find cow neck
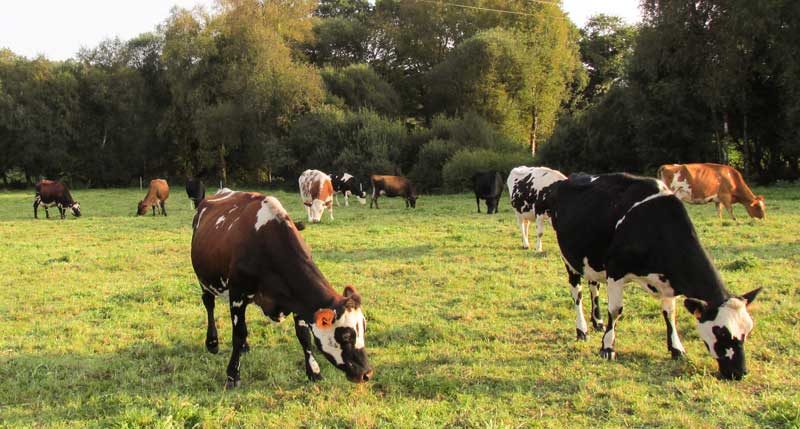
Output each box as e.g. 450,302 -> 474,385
734,182 -> 757,204
675,245 -> 731,307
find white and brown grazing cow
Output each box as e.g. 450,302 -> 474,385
34,180 -> 81,219
369,175 -> 417,209
507,166 -> 567,251
658,163 -> 765,220
191,189 -> 372,387
299,169 -> 334,223
137,179 -> 170,216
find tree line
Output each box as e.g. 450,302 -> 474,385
1,0 -> 797,190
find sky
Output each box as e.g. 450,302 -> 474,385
0,1 -> 641,61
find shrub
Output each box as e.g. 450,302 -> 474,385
442,148 -> 531,192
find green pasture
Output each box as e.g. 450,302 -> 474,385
0,186 -> 798,428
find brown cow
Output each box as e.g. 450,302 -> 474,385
191,189 -> 372,387
137,179 -> 170,216
34,180 -> 81,219
299,169 -> 334,223
658,163 -> 765,220
369,175 -> 417,209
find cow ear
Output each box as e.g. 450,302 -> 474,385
303,201 -> 312,207
343,285 -> 357,297
741,287 -> 763,306
314,308 -> 336,329
757,195 -> 765,201
684,298 -> 709,320
343,285 -> 361,307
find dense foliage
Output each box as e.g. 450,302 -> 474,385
1,0 -> 798,188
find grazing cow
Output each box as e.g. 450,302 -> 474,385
658,163 -> 765,220
34,180 -> 81,219
137,179 -> 170,216
369,175 -> 417,209
191,190 -> 372,387
299,169 -> 334,223
186,178 -> 206,209
507,166 -> 567,251
472,171 -> 504,214
538,173 -> 761,380
330,173 -> 368,207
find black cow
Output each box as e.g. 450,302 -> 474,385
538,173 -> 762,380
34,180 -> 81,219
471,171 -> 504,214
330,173 -> 368,207
186,178 -> 206,209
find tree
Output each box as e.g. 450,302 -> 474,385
579,14 -> 637,106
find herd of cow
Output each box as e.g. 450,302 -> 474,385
31,162 -> 764,388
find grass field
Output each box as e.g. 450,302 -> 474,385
1,185 -> 799,428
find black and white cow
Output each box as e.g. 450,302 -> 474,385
186,178 -> 206,209
330,173 -> 368,207
471,171 -> 504,214
538,173 -> 762,380
507,166 -> 567,251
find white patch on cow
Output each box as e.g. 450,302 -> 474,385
670,175 -> 693,201
615,191 -> 671,229
196,208 -> 208,229
342,173 -> 353,181
227,205 -> 238,214
307,353 -> 321,374
582,257 -> 606,283
232,300 -> 244,308
697,297 -> 753,358
233,315 -> 238,326
298,320 -> 308,327
725,347 -> 735,360
216,188 -> 233,195
246,294 -> 255,299
562,255 -> 580,275
255,197 -> 287,230
220,277 -> 229,288
215,215 -> 226,229
590,176 -> 598,182
627,273 -> 676,297
311,308 -> 366,365
208,189 -> 236,201
227,217 -> 240,231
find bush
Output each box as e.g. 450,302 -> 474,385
410,139 -> 457,192
442,148 -> 531,192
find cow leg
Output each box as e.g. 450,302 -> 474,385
719,194 -> 736,220
33,199 -> 40,219
59,206 -> 66,219
345,191 -> 350,207
661,297 -> 686,359
152,205 -> 157,216
534,215 -> 545,252
305,205 -> 312,221
294,317 -> 323,382
225,294 -> 248,388
516,214 -> 530,249
44,206 -> 50,219
600,278 -> 624,360
589,281 -> 604,331
476,195 -> 481,213
334,193 -> 340,207
161,200 -> 167,216
329,204 -> 334,221
202,291 -> 219,354
569,271 -> 588,341
716,202 -> 723,219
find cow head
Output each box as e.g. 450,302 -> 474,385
136,200 -> 148,216
70,202 -> 81,217
303,199 -> 330,223
746,196 -> 766,219
310,286 -> 372,383
684,288 -> 762,380
407,195 -> 417,208
356,182 -> 368,205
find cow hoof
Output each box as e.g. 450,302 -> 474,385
576,329 -> 587,341
522,245 -> 529,250
206,340 -> 219,354
225,377 -> 241,389
307,372 -> 323,382
670,349 -> 686,360
592,322 -> 605,332
600,348 -> 617,360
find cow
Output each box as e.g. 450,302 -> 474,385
191,190 -> 372,387
537,172 -> 762,380
472,171 -> 504,214
657,163 -> 766,220
34,180 -> 81,219
330,173 -> 368,207
507,166 -> 567,251
299,169 -> 335,223
369,175 -> 417,209
186,178 -> 206,209
137,179 -> 170,216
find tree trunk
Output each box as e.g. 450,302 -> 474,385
219,142 -> 227,187
529,109 -> 539,157
743,112 -> 749,178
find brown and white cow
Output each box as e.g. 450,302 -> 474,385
137,179 -> 170,216
369,175 -> 417,209
299,169 -> 334,223
34,180 -> 81,219
658,163 -> 765,220
191,189 -> 372,387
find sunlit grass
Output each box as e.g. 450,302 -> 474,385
0,185 -> 798,428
